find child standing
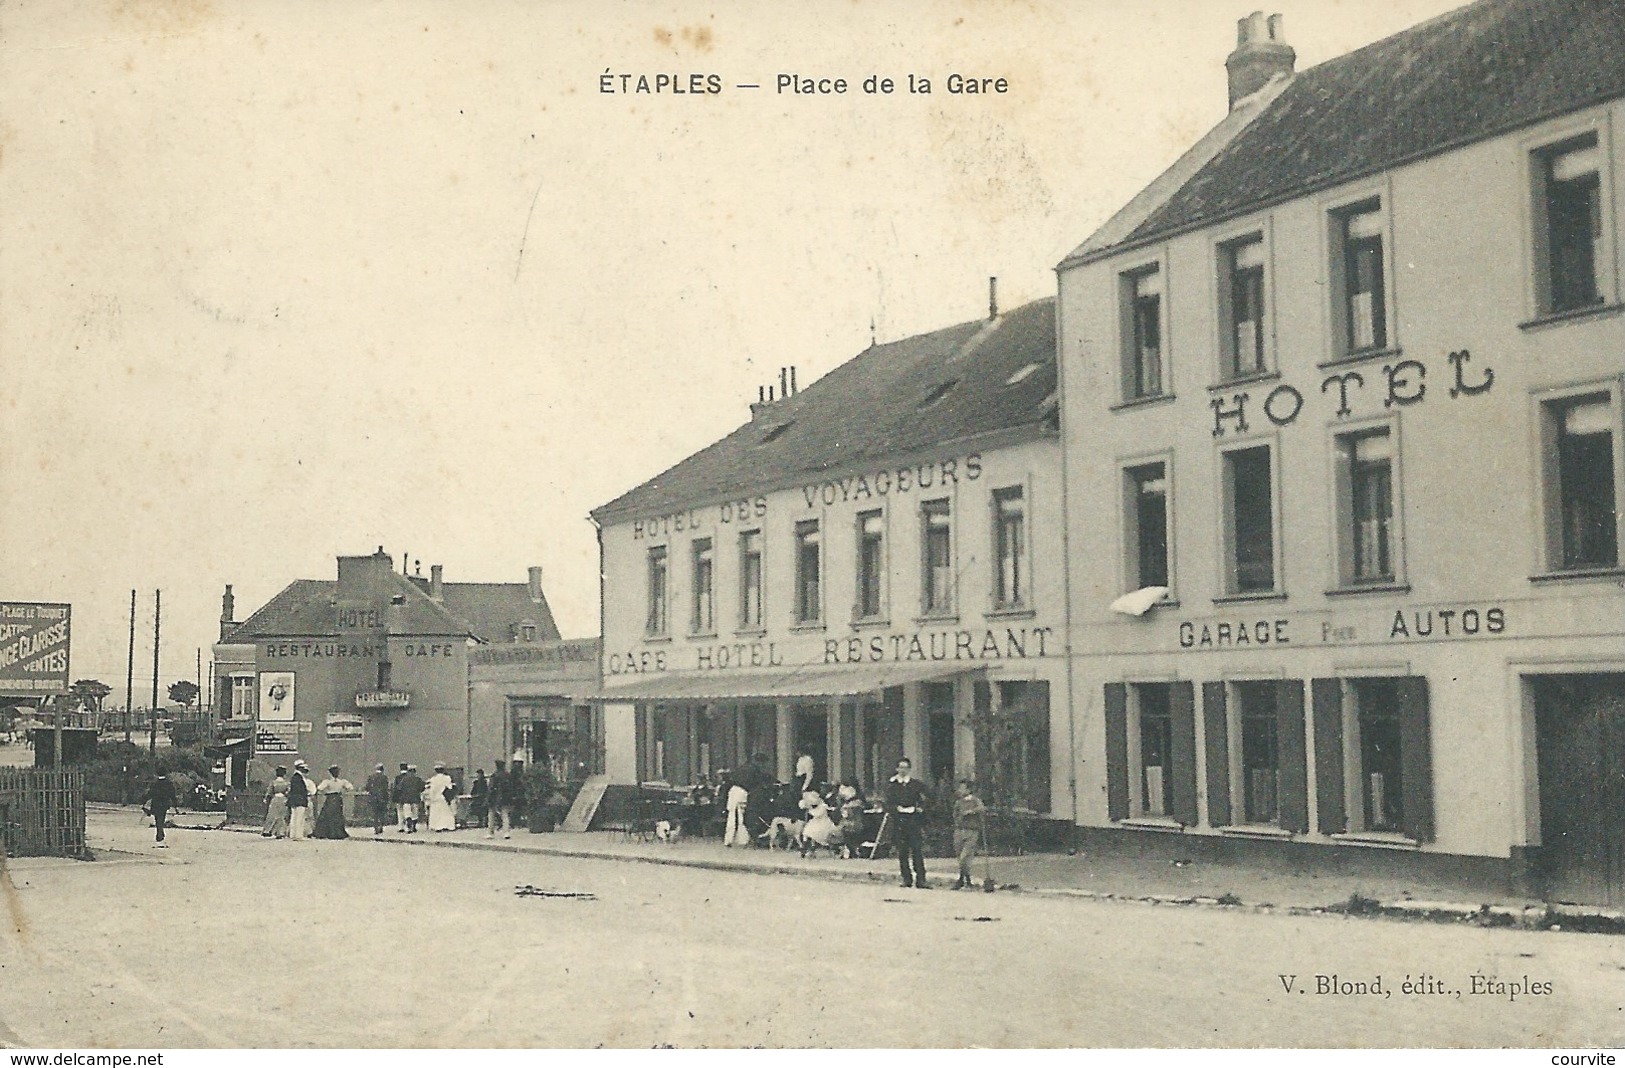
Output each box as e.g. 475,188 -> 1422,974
951,778 -> 987,890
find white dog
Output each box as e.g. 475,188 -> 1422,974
653,819 -> 683,843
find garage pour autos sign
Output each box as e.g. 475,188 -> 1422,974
0,602 -> 70,695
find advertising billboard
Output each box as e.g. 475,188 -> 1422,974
0,602 -> 71,696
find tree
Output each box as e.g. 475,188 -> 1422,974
71,679 -> 112,714
167,680 -> 200,710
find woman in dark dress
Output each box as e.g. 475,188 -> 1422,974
312,764 -> 353,839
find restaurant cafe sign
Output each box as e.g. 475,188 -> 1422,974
607,623 -> 1056,675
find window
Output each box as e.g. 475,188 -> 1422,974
229,675 -> 254,718
1220,236 -> 1267,378
855,511 -> 884,620
1121,265 -> 1163,398
1537,136 -> 1604,314
1126,463 -> 1169,589
520,623 -> 536,642
1223,445 -> 1275,594
992,487 -> 1026,607
794,521 -> 821,624
691,538 -> 714,634
1312,676 -> 1433,841
376,660 -> 392,690
646,545 -> 669,635
739,529 -> 763,629
1333,202 -> 1387,353
921,499 -> 953,614
1350,679 -> 1403,832
1335,428 -> 1396,584
1236,681 -> 1279,824
1136,683 -> 1173,817
1545,393 -> 1619,570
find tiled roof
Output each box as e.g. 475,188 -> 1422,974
592,296 -> 1057,522
436,582 -> 560,645
224,573 -> 554,644
1072,0 -> 1625,262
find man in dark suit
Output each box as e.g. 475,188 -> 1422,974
884,757 -> 930,889
364,763 -> 392,836
487,760 -> 512,838
143,772 -> 176,848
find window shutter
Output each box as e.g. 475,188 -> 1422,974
1202,682 -> 1231,827
1104,684 -> 1129,821
1397,676 -> 1434,843
1312,678 -> 1346,835
1276,679 -> 1309,833
1170,682 -> 1199,826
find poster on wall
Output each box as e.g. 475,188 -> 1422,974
326,712 -> 363,740
258,671 -> 295,722
254,723 -> 299,754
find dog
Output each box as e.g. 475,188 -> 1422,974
760,815 -> 805,851
653,819 -> 683,843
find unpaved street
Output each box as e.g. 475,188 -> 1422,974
0,822 -> 1620,1048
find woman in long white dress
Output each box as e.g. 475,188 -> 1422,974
426,763 -> 456,832
723,774 -> 749,847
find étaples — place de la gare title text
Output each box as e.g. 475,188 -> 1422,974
599,71 -> 1009,95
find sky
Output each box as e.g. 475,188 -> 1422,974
0,0 -> 1470,702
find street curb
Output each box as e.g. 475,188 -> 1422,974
209,823 -> 1625,934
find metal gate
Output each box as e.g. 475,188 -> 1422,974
0,768 -> 86,857
1535,674 -> 1625,908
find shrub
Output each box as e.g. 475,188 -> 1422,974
81,741 -> 215,805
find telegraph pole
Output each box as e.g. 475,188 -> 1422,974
149,589 -> 160,756
124,589 -> 135,745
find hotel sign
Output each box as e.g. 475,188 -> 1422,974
355,690 -> 411,710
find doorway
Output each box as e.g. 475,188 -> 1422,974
1534,673 -> 1625,907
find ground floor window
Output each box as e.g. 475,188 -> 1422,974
1105,681 -> 1198,825
1198,678 -> 1307,832
1136,683 -> 1173,817
1311,675 -> 1432,842
1237,681 -> 1280,824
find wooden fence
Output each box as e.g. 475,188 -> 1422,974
0,768 -> 86,857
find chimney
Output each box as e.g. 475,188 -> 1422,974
789,366 -> 797,395
750,382 -> 779,419
1226,12 -> 1295,109
989,276 -> 998,320
219,584 -> 236,642
528,566 -> 544,602
429,564 -> 444,600
779,367 -> 788,400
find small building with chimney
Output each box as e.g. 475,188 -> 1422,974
1057,1 -> 1625,906
213,549 -> 562,785
590,292 -> 1066,818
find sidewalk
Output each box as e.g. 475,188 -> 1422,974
159,809 -> 1623,934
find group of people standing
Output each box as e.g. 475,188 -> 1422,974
259,760 -> 356,840
259,759 -> 461,840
